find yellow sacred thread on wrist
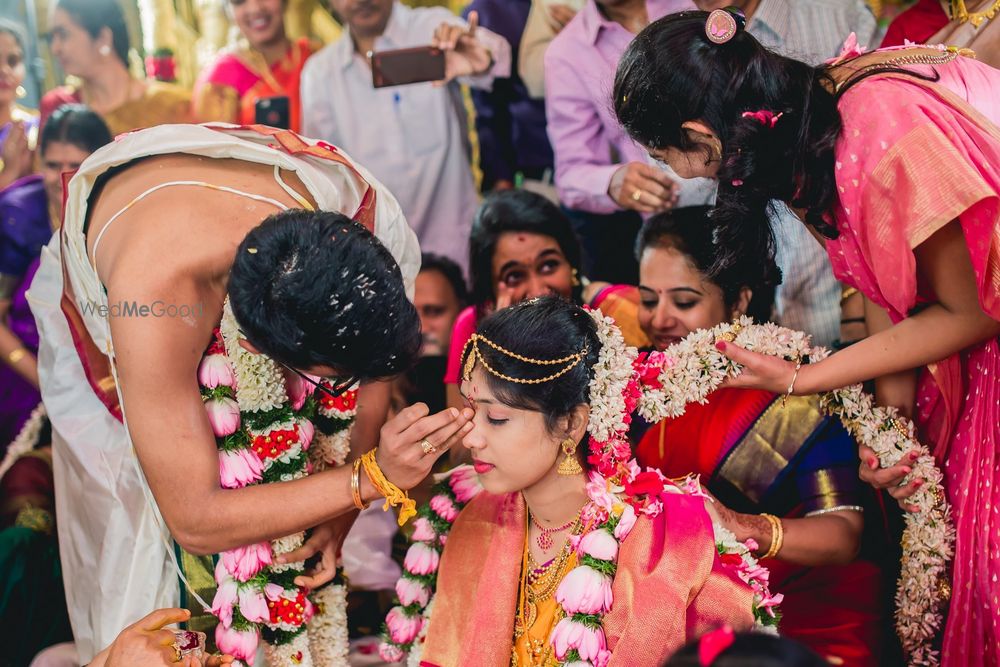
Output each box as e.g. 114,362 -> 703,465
360,449 -> 416,526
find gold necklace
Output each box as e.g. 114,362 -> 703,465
950,0 -> 1000,27
513,515 -> 583,642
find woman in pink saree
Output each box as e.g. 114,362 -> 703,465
612,9 -> 1000,666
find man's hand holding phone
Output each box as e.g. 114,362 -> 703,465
431,11 -> 494,85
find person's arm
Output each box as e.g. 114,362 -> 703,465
518,0 -> 557,99
107,273 -> 471,556
720,221 -> 1000,396
0,298 -> 38,387
707,500 -> 863,566
865,297 -> 918,419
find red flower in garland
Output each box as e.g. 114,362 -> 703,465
719,552 -> 745,568
268,589 -> 311,628
206,328 -> 226,356
318,388 -> 358,413
252,426 -> 300,461
624,471 -> 666,498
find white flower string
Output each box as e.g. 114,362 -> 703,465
198,299 -> 352,666
0,403 -> 47,481
634,316 -> 954,666
380,309 -> 778,666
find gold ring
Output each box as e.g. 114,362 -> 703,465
420,439 -> 437,455
171,643 -> 182,663
631,189 -> 643,202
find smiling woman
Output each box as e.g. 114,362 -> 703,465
444,190 -> 650,414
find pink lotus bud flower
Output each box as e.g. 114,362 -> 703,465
449,466 -> 484,504
205,397 -> 240,437
198,354 -> 235,389
555,565 -> 613,614
396,577 -> 431,607
378,642 -> 405,662
219,448 -> 263,489
744,538 -> 759,553
411,516 -> 437,543
215,624 -> 258,665
403,542 -> 440,576
286,372 -> 309,411
221,542 -> 273,582
210,575 -> 238,628
429,494 -> 459,522
385,606 -> 423,645
264,582 -> 284,601
297,419 -> 315,450
549,618 -> 607,661
613,504 -> 637,541
563,663 -> 594,667
578,529 -> 619,563
238,585 -> 270,624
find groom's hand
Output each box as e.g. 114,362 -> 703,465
375,403 -> 475,490
275,511 -> 360,589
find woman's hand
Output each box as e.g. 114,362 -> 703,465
715,340 -> 800,395
0,120 -> 32,186
374,403 -> 474,490
547,3 -> 578,31
858,444 -> 923,512
494,281 -> 528,311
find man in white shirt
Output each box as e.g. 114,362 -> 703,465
302,0 -> 512,272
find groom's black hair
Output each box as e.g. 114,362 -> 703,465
228,209 -> 420,380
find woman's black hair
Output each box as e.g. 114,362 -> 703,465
229,209 -> 421,380
468,190 -> 583,317
40,104 -> 112,155
613,10 -> 935,283
635,206 -> 777,322
465,296 -> 600,445
0,18 -> 28,53
55,0 -> 131,66
664,631 -> 827,667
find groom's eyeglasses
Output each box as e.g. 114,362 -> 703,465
276,361 -> 358,400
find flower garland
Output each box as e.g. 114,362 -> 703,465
377,465 -> 484,665
198,300 -> 353,666
380,309 -> 779,667
0,402 -> 47,481
634,316 -> 954,667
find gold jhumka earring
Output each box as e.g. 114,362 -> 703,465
557,438 -> 583,476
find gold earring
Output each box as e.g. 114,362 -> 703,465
557,438 -> 583,476
15,85 -> 25,99
571,268 -> 581,288
99,44 -> 112,57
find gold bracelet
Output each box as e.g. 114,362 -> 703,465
7,348 -> 27,364
761,513 -> 784,559
780,359 -> 803,408
359,448 -> 417,526
351,459 -> 369,510
840,286 -> 859,302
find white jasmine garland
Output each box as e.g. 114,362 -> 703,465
586,309 -> 637,442
308,584 -> 350,666
637,317 -> 954,666
263,627 -> 313,667
0,402 -> 46,480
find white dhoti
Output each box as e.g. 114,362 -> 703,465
28,124 -> 419,661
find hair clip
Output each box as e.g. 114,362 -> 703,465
698,625 -> 736,665
741,110 -> 783,128
705,8 -> 745,44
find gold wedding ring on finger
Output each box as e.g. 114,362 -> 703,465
631,189 -> 643,202
420,438 -> 438,455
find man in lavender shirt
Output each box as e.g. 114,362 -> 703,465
544,0 -> 694,284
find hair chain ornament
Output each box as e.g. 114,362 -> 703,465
461,333 -> 588,385
360,449 -> 417,526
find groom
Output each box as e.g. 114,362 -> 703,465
30,124 -> 472,661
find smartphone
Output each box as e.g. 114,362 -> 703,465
255,96 -> 291,129
371,46 -> 446,88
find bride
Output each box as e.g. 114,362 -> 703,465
413,297 -> 773,667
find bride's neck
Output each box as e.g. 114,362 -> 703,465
522,469 -> 589,526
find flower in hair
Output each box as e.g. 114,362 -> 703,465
705,8 -> 744,44
741,110 -> 783,128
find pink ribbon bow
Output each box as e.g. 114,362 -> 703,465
741,110 -> 783,128
699,625 -> 736,665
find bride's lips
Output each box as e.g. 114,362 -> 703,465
472,460 -> 495,474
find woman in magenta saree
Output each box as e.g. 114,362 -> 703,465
612,9 -> 1000,665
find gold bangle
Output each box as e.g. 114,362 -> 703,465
840,286 -> 859,302
780,359 -> 803,408
7,348 -> 27,364
351,459 -> 368,510
359,448 -> 417,526
761,513 -> 784,559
